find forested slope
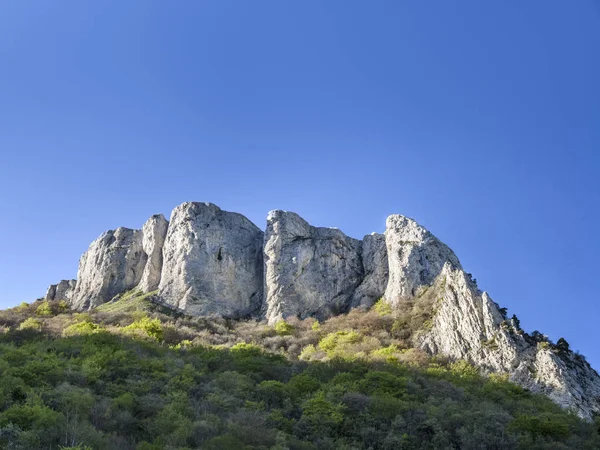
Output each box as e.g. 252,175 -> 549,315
0,295 -> 599,449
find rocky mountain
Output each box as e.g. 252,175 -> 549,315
44,201 -> 600,419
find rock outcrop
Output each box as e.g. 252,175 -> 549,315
43,201 -> 600,418
138,214 -> 169,292
44,279 -> 76,301
158,202 -> 264,318
70,227 -> 147,309
418,263 -> 600,419
264,210 -> 363,324
384,214 -> 460,307
350,233 -> 388,308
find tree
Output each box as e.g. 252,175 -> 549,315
511,315 -> 521,331
556,337 -> 570,353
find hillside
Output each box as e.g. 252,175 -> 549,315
1,294 -> 600,450
41,202 -> 600,420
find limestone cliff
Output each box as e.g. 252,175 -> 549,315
70,227 -> 147,309
264,210 -> 364,324
418,264 -> 600,419
42,201 -> 600,418
45,279 -> 76,302
158,202 -> 264,318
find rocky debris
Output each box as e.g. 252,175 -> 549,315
158,202 -> 264,318
350,233 -> 388,308
44,279 -> 76,301
138,214 -> 169,292
264,210 -> 364,324
70,227 -> 147,309
384,214 -> 461,307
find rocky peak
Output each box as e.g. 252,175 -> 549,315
384,214 -> 461,307
158,202 -> 264,318
264,210 -> 364,324
70,227 -> 146,309
45,279 -> 76,302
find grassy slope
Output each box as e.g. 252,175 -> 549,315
0,294 -> 599,450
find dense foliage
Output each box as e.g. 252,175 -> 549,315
0,295 -> 599,449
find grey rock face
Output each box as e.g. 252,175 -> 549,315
70,227 -> 147,309
158,202 -> 264,318
383,214 -> 461,307
264,210 -> 364,324
350,233 -> 388,308
408,245 -> 600,419
138,214 -> 169,292
45,279 -> 76,301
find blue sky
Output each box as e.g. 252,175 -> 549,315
1,1 -> 599,366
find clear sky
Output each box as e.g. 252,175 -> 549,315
0,1 -> 599,366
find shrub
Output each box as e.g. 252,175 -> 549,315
450,360 -> 479,379
18,318 -> 42,331
359,371 -> 406,397
123,316 -> 163,341
511,314 -> 521,331
556,337 -> 570,353
35,301 -> 53,316
538,341 -> 551,350
256,380 -> 288,408
287,374 -> 320,399
274,320 -> 295,336
299,345 -> 318,361
372,344 -> 402,361
230,342 -> 262,354
373,298 -> 392,316
63,320 -> 103,337
318,331 -> 361,352
301,392 -> 345,426
509,413 -> 570,439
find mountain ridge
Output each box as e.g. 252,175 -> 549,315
43,201 -> 600,419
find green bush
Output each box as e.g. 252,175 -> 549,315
63,320 -> 103,337
123,316 -> 163,341
274,320 -> 295,336
18,317 -> 42,331
318,331 -> 361,352
302,392 -> 345,424
373,298 -> 393,316
35,301 -> 53,316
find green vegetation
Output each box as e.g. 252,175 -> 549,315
63,315 -> 104,337
35,301 -> 53,316
123,316 -> 164,341
17,317 -> 42,331
373,298 -> 392,316
274,320 -> 295,336
95,290 -> 160,314
0,294 -> 598,449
